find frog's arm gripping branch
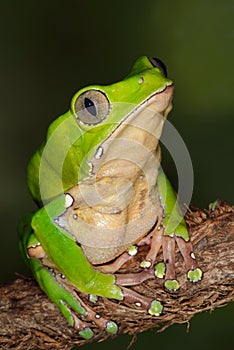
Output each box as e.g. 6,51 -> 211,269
1,203 -> 234,349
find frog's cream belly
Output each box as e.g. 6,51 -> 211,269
81,193 -> 160,265
63,154 -> 160,264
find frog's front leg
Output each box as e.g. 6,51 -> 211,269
19,213 -> 118,339
142,171 -> 202,291
26,197 -> 163,337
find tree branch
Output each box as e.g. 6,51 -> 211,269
0,203 -> 233,349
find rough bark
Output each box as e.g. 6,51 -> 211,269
0,202 -> 233,350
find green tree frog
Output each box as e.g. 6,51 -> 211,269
19,56 -> 202,339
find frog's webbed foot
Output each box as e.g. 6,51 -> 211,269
27,247 -> 118,339
140,214 -> 202,291
55,274 -> 118,338
58,270 -> 162,331
120,286 -> 163,316
175,235 -> 203,283
95,255 -> 163,316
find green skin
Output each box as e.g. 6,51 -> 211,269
19,57 -> 202,339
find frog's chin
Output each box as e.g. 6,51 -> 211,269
142,84 -> 174,117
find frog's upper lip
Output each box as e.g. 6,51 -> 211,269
139,83 -> 174,107
102,83 -> 174,138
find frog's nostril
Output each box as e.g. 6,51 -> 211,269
148,57 -> 167,77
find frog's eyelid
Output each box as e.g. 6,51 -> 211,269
148,57 -> 167,77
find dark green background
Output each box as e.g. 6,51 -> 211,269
0,1 -> 233,349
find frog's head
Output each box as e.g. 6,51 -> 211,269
71,56 -> 172,129
28,56 -> 173,204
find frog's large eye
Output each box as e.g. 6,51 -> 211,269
74,89 -> 110,125
148,57 -> 167,77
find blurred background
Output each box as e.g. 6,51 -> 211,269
0,0 -> 233,349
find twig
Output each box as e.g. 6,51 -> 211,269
0,203 -> 233,349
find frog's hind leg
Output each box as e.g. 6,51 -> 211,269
28,254 -> 97,339
23,234 -> 117,338
55,273 -> 118,337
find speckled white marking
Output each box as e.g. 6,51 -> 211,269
94,146 -> 104,159
191,252 -> 196,260
138,77 -> 144,84
65,193 -> 74,208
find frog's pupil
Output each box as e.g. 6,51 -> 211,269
84,97 -> 97,117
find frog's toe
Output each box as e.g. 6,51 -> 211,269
106,321 -> 118,335
52,273 -> 119,337
75,320 -> 118,339
61,293 -> 118,337
187,268 -> 203,283
56,298 -> 85,328
175,236 -> 203,283
154,262 -> 166,279
164,279 -> 180,292
54,295 -> 96,339
148,300 -> 163,316
78,327 -> 94,339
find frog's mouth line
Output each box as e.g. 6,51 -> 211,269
123,83 -> 174,120
90,83 -> 174,172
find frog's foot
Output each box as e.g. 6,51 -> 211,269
175,236 -> 203,283
55,274 -> 118,338
115,271 -> 163,316
29,251 -> 118,339
97,256 -> 163,317
161,235 -> 180,291
139,219 -> 202,291
121,286 -> 163,316
50,273 -> 118,339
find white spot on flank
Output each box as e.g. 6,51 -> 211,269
73,214 -> 78,220
138,77 -> 144,84
54,215 -> 67,228
94,146 -> 104,159
191,252 -> 196,260
95,314 -> 101,319
88,161 -> 94,175
65,193 -> 74,208
135,302 -> 142,307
